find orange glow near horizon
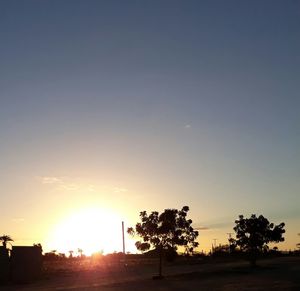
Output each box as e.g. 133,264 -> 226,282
46,207 -> 134,256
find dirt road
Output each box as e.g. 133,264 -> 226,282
1,257 -> 299,290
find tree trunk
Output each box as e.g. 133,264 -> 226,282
249,249 -> 257,268
250,256 -> 256,267
153,246 -> 164,280
158,246 -> 162,277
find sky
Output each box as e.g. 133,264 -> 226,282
0,0 -> 299,254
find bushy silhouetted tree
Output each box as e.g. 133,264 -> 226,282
231,214 -> 285,266
212,244 -> 230,257
128,206 -> 199,278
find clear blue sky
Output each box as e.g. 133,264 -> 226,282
0,0 -> 299,252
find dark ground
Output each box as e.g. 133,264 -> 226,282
1,257 -> 299,290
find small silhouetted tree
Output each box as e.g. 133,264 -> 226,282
0,235 -> 13,249
77,248 -> 83,258
128,206 -> 199,278
212,244 -> 230,257
231,214 -> 285,266
297,233 -> 300,251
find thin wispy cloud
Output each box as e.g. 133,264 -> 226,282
194,226 -> 210,231
113,187 -> 128,193
60,183 -> 79,191
87,184 -> 96,192
38,176 -> 79,191
39,176 -> 62,184
12,218 -> 25,223
38,176 -> 100,193
194,220 -> 233,231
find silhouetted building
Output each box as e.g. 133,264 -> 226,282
10,246 -> 42,283
0,247 -> 9,282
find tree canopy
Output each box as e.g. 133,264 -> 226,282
231,214 -> 285,265
128,206 -> 199,254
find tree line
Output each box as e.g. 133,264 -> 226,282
127,206 -> 286,278
1,206 -> 288,279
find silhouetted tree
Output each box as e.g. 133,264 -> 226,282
58,253 -> 66,259
231,214 -> 285,266
44,251 -> 58,261
77,248 -> 83,258
212,244 -> 230,257
297,233 -> 300,251
128,206 -> 199,278
0,235 -> 13,249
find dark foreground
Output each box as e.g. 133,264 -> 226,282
1,257 -> 299,290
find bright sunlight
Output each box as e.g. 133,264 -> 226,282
47,207 -> 124,256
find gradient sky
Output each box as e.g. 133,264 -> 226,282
0,0 -> 299,253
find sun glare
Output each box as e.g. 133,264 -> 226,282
47,207 -> 124,256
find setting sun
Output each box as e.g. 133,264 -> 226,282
47,207 -> 125,256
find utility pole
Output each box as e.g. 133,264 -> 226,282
227,232 -> 234,253
122,221 -> 125,254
